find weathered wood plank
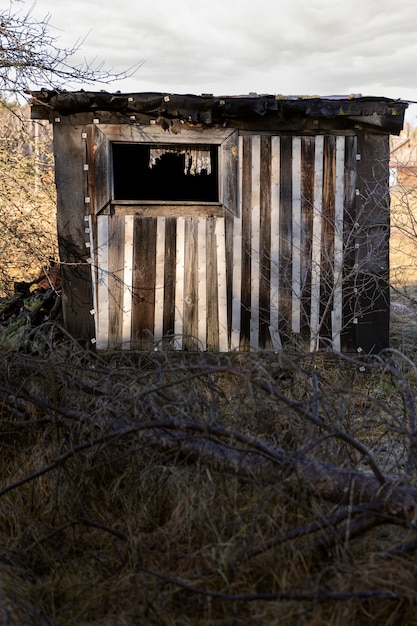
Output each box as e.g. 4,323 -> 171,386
122,215 -> 134,349
332,136 -> 346,351
279,136 -> 293,344
206,218 -> 219,350
250,135 -> 261,350
53,123 -> 95,343
354,132 -> 390,353
183,218 -> 199,350
197,218 -> 207,350
240,135 -> 252,351
132,217 -> 157,349
97,124 -> 237,145
269,136 -> 282,352
320,136 -> 336,346
231,135 -> 244,350
174,218 -> 185,349
300,136 -> 315,341
259,135 -> 272,350
154,217 -> 166,347
112,203 -> 223,218
88,125 -> 112,215
163,218 -> 177,346
310,136 -> 324,351
216,218 -> 228,352
220,130 -> 239,216
108,215 -> 125,347
292,136 -> 302,335
341,136 -> 358,352
96,215 -> 109,350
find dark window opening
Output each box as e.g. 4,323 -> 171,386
113,143 -> 219,202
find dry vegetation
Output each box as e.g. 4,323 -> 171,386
1,318 -> 417,625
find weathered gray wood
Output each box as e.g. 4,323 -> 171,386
112,203 -> 223,218
108,215 -> 125,347
87,125 -> 112,215
183,218 -> 199,349
206,218 -> 219,351
53,123 -> 95,344
96,124 -> 237,145
220,130 -> 239,215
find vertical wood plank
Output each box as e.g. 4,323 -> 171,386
154,216 -> 166,347
279,136 -> 293,344
198,218 -> 207,350
300,136 -> 315,341
96,215 -> 109,350
259,135 -> 272,350
54,124 -> 95,343
269,136 -> 282,352
163,217 -> 177,345
216,217 -> 228,352
132,217 -> 157,349
250,135 -> 261,350
88,214 -> 97,343
320,136 -> 336,345
174,217 -> 185,349
220,130 -> 239,215
108,215 -> 125,347
341,136 -> 358,352
292,136 -> 302,335
240,135 -> 252,351
332,136 -> 346,351
310,136 -> 324,351
231,135 -> 243,350
354,132 -> 390,353
206,217 -> 219,350
183,218 -> 199,350
122,215 -> 134,349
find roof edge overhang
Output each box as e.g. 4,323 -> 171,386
30,90 -> 409,134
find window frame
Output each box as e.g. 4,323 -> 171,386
88,124 -> 238,217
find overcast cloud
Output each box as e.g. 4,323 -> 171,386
29,0 -> 417,119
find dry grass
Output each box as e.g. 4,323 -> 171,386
0,322 -> 417,625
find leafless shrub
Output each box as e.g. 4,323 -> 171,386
1,329 -> 417,624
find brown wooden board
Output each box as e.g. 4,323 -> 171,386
320,135 -> 336,346
53,123 -> 95,343
162,218 -> 177,344
240,135 -> 252,351
259,136 -> 272,349
300,136 -> 315,340
183,218 -> 199,349
354,132 -> 390,354
131,217 -> 157,349
278,136 -> 293,343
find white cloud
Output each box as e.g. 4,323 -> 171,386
26,0 -> 417,103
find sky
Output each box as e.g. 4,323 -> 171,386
26,0 -> 417,122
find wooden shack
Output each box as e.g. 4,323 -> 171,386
30,91 -> 407,353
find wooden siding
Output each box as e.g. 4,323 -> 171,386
90,133 -> 364,352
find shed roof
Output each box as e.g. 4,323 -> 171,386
30,90 -> 408,134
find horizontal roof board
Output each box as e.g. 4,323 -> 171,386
30,90 -> 408,134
